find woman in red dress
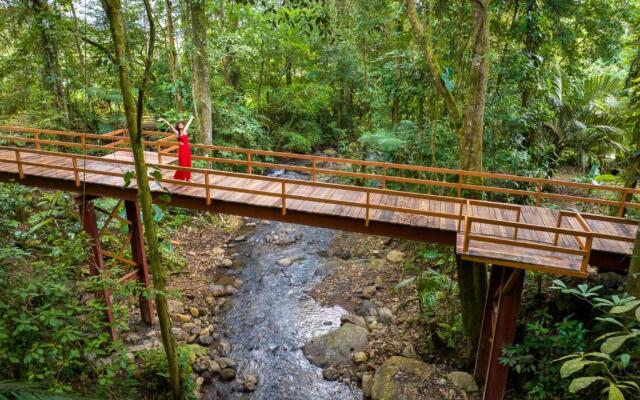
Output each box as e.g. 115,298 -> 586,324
160,116 -> 194,181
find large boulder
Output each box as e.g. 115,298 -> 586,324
370,356 -> 434,400
303,323 -> 369,368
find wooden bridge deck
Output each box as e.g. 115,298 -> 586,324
0,146 -> 637,278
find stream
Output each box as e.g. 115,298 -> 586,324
216,168 -> 362,400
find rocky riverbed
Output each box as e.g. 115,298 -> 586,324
121,213 -> 481,399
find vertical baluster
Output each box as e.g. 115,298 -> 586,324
365,190 -> 370,227
312,159 -> 317,182
247,151 -> 252,174
15,150 -> 24,179
281,181 -> 287,215
72,156 -> 81,187
205,171 -> 211,205
35,131 -> 41,150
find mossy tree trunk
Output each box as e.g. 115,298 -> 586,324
187,0 -> 213,144
405,0 -> 492,355
165,0 -> 184,114
100,0 -> 184,398
625,36 -> 640,297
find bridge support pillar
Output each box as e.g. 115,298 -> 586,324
125,200 -> 155,325
474,265 -> 525,400
76,196 -> 155,340
76,196 -> 118,341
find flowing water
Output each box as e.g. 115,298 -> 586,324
216,168 -> 362,400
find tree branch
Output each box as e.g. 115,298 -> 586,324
136,0 -> 156,134
80,36 -> 116,64
405,0 -> 462,124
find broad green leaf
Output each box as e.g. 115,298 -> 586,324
595,317 -> 625,328
610,300 -> 640,314
635,306 -> 640,322
569,376 -> 605,393
560,359 -> 598,378
608,382 -> 625,400
600,332 -> 640,354
619,353 -> 630,367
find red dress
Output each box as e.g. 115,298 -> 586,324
174,134 -> 192,181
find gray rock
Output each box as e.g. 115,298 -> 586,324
401,342 -> 418,359
220,258 -> 233,267
277,258 -> 293,267
340,314 -> 367,329
218,338 -> 232,356
209,284 -> 226,297
386,250 -> 405,263
198,335 -> 214,346
168,300 -> 185,315
374,276 -> 384,289
377,307 -> 394,324
362,373 -> 374,399
362,286 -> 377,299
446,371 -> 479,393
220,368 -> 236,381
357,300 -> 377,317
225,285 -> 238,295
353,351 -> 368,363
371,356 -> 434,400
303,323 -> 369,368
234,235 -> 247,242
244,374 -> 258,391
215,357 -> 237,369
323,367 -> 340,381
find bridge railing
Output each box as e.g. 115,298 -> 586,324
2,125 -> 640,221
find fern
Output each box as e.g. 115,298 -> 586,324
0,381 -> 81,400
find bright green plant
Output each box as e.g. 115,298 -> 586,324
499,308 -> 587,399
551,280 -> 640,400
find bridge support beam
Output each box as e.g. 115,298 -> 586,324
474,265 -> 525,400
76,196 -> 155,340
125,200 -> 155,325
77,196 -> 118,340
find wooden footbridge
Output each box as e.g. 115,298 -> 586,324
0,126 -> 638,399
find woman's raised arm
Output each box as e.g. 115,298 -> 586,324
183,116 -> 195,133
159,118 -> 179,136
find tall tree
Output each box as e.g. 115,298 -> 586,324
99,0 -> 183,398
165,0 -> 184,113
405,0 -> 491,354
625,28 -> 640,298
30,0 -> 69,125
187,0 -> 213,144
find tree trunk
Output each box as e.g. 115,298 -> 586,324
406,0 -> 491,355
188,0 -> 213,144
31,0 -> 69,126
100,0 -> 183,398
458,0 -> 490,173
165,0 -> 184,113
625,38 -> 640,297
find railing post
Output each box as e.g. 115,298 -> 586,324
281,181 -> 287,215
581,234 -> 593,273
312,159 -> 317,182
35,131 -> 40,150
535,183 -> 542,206
457,201 -> 465,232
616,188 -> 630,218
553,211 -> 563,246
382,166 -> 387,189
156,142 -> 163,164
463,215 -> 472,252
205,171 -> 211,205
72,156 -> 81,187
513,208 -> 521,240
247,151 -> 252,175
14,150 -> 24,179
457,173 -> 464,197
365,190 -> 370,227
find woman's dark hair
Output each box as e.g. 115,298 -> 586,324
175,121 -> 185,135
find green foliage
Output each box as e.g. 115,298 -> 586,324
499,309 -> 587,399
0,184 -> 137,398
395,245 -> 464,350
551,280 -> 640,400
136,345 -> 206,399
0,380 -> 80,400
